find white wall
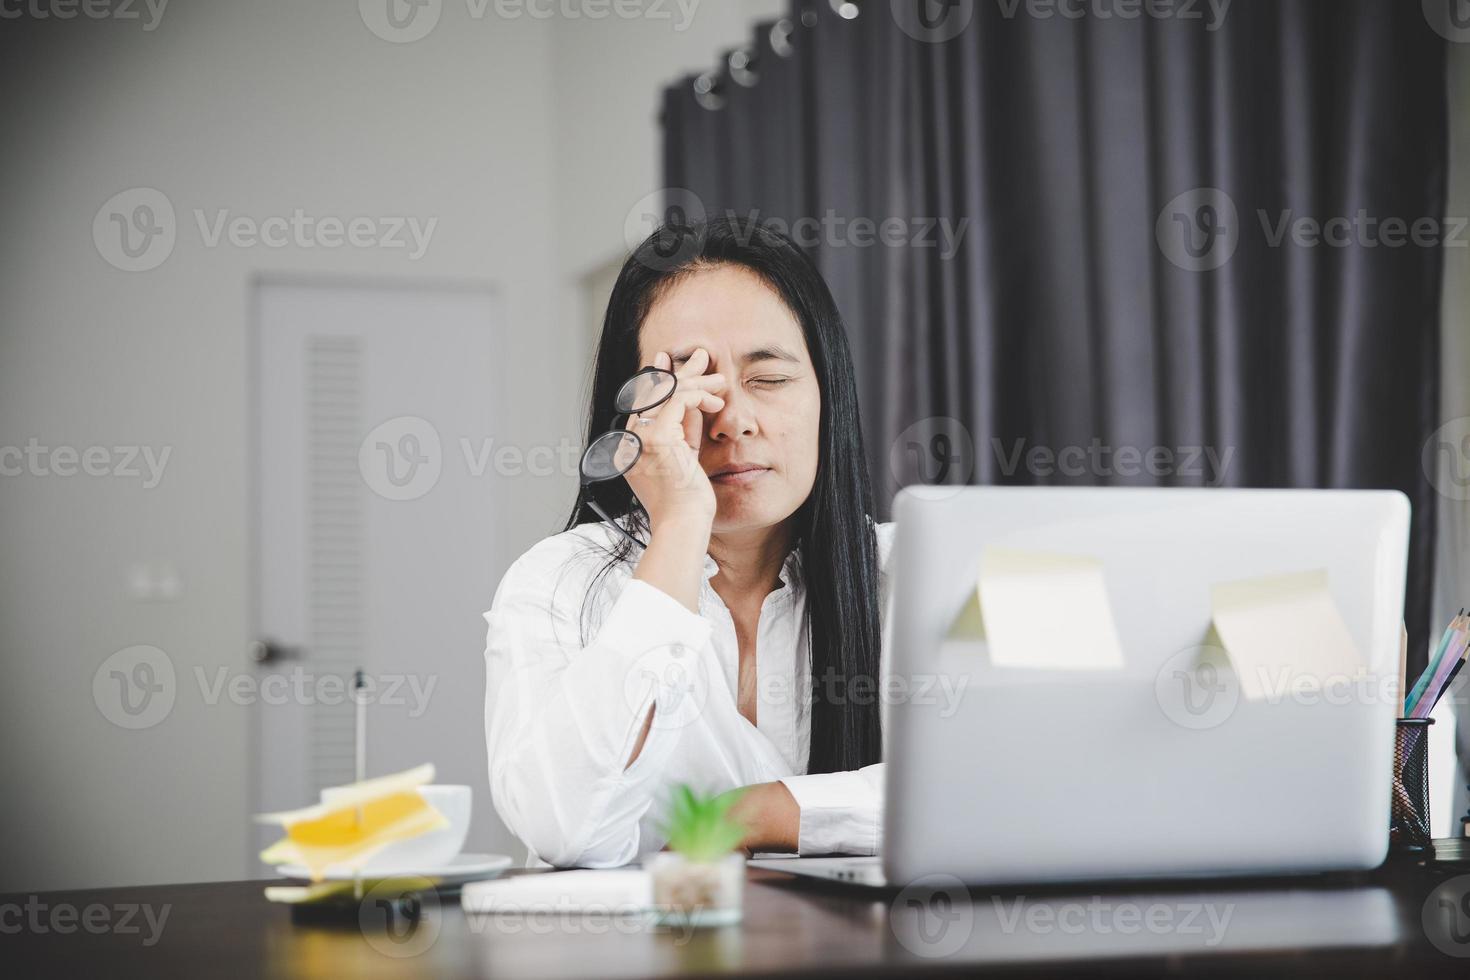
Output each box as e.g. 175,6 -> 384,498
550,1 -> 788,367
0,0 -> 781,891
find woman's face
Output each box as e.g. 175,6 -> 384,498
638,263 -> 821,537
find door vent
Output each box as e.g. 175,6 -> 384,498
305,335 -> 364,790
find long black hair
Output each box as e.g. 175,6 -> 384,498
564,215 -> 882,775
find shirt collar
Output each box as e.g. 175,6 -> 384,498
701,546 -> 804,590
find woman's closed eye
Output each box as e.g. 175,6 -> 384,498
748,376 -> 796,389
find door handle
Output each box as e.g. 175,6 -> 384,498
248,639 -> 297,664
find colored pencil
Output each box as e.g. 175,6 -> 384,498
1418,643 -> 1470,718
1406,611 -> 1465,716
1434,652 -> 1469,711
1398,622 -> 1409,719
1412,629 -> 1469,718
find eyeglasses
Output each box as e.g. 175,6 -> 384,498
578,366 -> 679,546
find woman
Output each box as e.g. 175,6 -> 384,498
482,216 -> 892,868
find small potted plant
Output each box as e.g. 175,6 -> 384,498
649,785 -> 748,926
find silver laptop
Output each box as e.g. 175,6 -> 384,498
753,486 -> 1409,888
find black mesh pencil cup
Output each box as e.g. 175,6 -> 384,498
1390,717 -> 1435,852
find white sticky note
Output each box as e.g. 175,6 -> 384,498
959,548 -> 1125,670
1210,569 -> 1364,701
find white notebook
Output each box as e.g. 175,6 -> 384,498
461,869 -> 653,914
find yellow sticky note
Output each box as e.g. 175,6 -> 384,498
1210,569 -> 1364,701
947,588 -> 987,640
950,548 -> 1124,670
257,763 -> 447,882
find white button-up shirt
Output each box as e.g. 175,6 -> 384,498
482,520 -> 894,868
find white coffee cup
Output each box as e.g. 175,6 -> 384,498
318,784 -> 471,874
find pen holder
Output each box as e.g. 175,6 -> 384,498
1390,718 -> 1435,852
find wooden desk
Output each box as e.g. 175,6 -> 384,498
8,844 -> 1470,978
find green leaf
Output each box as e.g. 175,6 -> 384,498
658,784 -> 748,862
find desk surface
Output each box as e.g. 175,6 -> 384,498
9,844 -> 1470,978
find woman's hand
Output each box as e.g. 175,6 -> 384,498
622,348 -> 726,533
724,781 -> 799,854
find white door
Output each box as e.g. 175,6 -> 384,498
251,277 -> 506,867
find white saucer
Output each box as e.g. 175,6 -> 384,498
277,852 -> 514,884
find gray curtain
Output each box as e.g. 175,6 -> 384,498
662,0 -> 1447,670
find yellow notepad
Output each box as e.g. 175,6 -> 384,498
257,763 -> 446,882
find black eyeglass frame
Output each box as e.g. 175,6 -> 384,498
578,367 -> 680,546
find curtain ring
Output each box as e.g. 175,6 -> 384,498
729,48 -> 759,87
770,18 -> 795,58
693,71 -> 727,111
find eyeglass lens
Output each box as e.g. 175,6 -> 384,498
579,429 -> 642,483
613,368 -> 677,415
